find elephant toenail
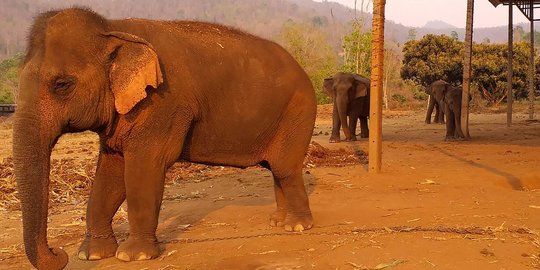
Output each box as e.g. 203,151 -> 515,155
136,253 -> 150,261
294,224 -> 305,232
269,220 -> 277,227
284,225 -> 293,231
78,251 -> 88,260
116,251 -> 131,262
88,254 -> 101,260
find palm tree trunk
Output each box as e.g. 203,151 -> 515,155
461,0 -> 474,138
368,0 -> 385,173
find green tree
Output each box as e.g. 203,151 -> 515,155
473,42 -> 531,105
400,34 -> 464,87
0,53 -> 21,103
341,20 -> 372,77
277,21 -> 338,104
451,31 -> 459,40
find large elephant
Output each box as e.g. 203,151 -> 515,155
429,80 -> 466,140
323,72 -> 370,143
425,81 -> 445,124
14,8 -> 317,269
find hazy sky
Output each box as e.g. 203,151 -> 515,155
321,0 -> 530,28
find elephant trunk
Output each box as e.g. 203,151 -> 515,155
336,95 -> 351,140
13,111 -> 68,270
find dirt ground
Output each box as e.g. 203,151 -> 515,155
1,105 -> 539,270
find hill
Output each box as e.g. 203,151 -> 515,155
424,20 -> 457,29
0,0 -> 528,61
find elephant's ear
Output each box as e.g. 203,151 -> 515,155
323,78 -> 334,97
353,74 -> 369,98
104,31 -> 163,114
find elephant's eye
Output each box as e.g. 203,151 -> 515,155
51,76 -> 76,94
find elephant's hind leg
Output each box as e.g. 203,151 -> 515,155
269,171 -> 313,232
266,106 -> 314,232
78,151 -> 126,261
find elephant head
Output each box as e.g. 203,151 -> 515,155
14,8 -> 162,269
324,72 -> 370,140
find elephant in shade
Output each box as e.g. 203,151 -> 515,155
429,80 -> 467,140
425,81 -> 445,124
324,72 -> 370,143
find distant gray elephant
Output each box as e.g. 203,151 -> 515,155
430,80 -> 466,140
425,81 -> 445,124
324,72 -> 370,142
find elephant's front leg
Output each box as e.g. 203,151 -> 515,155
436,103 -> 445,124
329,103 -> 341,143
444,107 -> 456,140
115,153 -> 167,262
348,112 -> 359,141
359,116 -> 369,138
425,96 -> 436,124
78,151 -> 125,261
453,107 -> 465,139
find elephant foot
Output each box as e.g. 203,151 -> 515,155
360,133 -> 369,138
350,136 -> 357,141
269,208 -> 287,227
78,233 -> 118,261
115,235 -> 160,262
329,137 -> 340,143
282,212 -> 313,232
445,136 -> 464,141
270,209 -> 313,232
425,120 -> 431,124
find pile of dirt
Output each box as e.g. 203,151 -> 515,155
304,141 -> 367,168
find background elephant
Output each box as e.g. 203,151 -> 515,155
430,80 -> 466,140
425,81 -> 445,124
323,72 -> 370,143
14,8 -> 316,269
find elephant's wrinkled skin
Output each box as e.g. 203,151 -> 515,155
425,81 -> 445,124
429,80 -> 466,140
324,72 -> 370,143
14,8 -> 316,269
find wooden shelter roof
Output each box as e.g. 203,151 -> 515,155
489,0 -> 540,21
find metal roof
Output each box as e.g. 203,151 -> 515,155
489,0 -> 540,21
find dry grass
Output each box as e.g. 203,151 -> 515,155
0,142 -> 366,211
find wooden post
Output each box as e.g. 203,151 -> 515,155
369,0 -> 385,173
461,0 -> 474,139
507,0 -> 514,127
529,1 -> 535,120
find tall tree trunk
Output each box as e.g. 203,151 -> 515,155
368,0 -> 385,173
461,0 -> 474,139
507,0 -> 514,127
529,2 -> 535,120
